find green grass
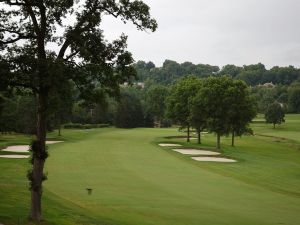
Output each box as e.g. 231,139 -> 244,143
0,115 -> 300,225
251,114 -> 300,146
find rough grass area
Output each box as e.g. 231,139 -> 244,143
0,115 -> 300,225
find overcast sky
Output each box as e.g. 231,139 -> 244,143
101,0 -> 300,68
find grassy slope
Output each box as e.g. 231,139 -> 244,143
0,115 -> 300,225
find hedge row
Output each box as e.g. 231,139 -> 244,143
64,123 -> 110,129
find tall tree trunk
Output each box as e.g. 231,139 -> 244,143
187,125 -> 190,142
58,120 -> 61,136
217,133 -> 221,150
273,123 -> 275,129
231,130 -> 235,147
197,128 -> 201,144
29,92 -> 48,221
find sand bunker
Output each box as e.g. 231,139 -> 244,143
159,143 -> 182,147
0,155 -> 30,159
46,141 -> 64,144
173,149 -> 221,156
1,141 -> 63,153
191,157 -> 237,162
2,145 -> 29,153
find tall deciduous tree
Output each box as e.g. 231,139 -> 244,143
188,81 -> 206,144
265,102 -> 285,128
226,80 -> 256,147
0,0 -> 157,221
166,76 -> 202,142
195,76 -> 233,150
145,85 -> 169,127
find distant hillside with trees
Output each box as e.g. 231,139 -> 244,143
134,60 -> 300,86
133,60 -> 300,114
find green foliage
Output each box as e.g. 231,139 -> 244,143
135,60 -> 300,87
135,60 -> 219,84
47,81 -> 75,131
0,94 -> 37,134
251,85 -> 288,113
145,85 -> 169,125
288,83 -> 300,113
226,80 -> 257,136
115,89 -> 145,128
166,76 -> 202,127
265,102 -> 285,128
189,76 -> 256,147
134,60 -> 156,81
27,140 -> 49,191
219,64 -> 243,77
195,76 -> 233,137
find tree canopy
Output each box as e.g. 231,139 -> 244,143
145,85 -> 169,127
166,76 -> 202,142
265,102 -> 285,128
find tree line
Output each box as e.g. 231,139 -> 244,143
134,60 -> 300,86
1,73 -> 297,135
135,60 -> 300,114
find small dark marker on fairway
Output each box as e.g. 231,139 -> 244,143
86,188 -> 93,195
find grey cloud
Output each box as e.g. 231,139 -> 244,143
101,0 -> 300,68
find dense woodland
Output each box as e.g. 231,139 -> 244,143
1,60 -> 300,134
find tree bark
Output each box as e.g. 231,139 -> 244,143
197,129 -> 201,144
231,130 -> 235,147
217,133 -> 221,150
29,92 -> 48,221
58,121 -> 61,136
187,125 -> 190,142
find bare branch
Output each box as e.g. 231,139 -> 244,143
64,49 -> 80,61
23,0 -> 40,35
0,34 -> 34,44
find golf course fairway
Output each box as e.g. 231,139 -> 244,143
1,124 -> 300,225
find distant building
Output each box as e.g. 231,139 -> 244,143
258,82 -> 276,88
121,82 -> 145,89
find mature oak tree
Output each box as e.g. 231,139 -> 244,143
0,0 -> 157,221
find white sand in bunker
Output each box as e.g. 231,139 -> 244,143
180,137 -> 197,140
158,143 -> 182,147
191,157 -> 237,163
0,155 -> 30,159
2,145 -> 29,153
1,141 -> 63,153
173,149 -> 221,156
46,141 -> 64,144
